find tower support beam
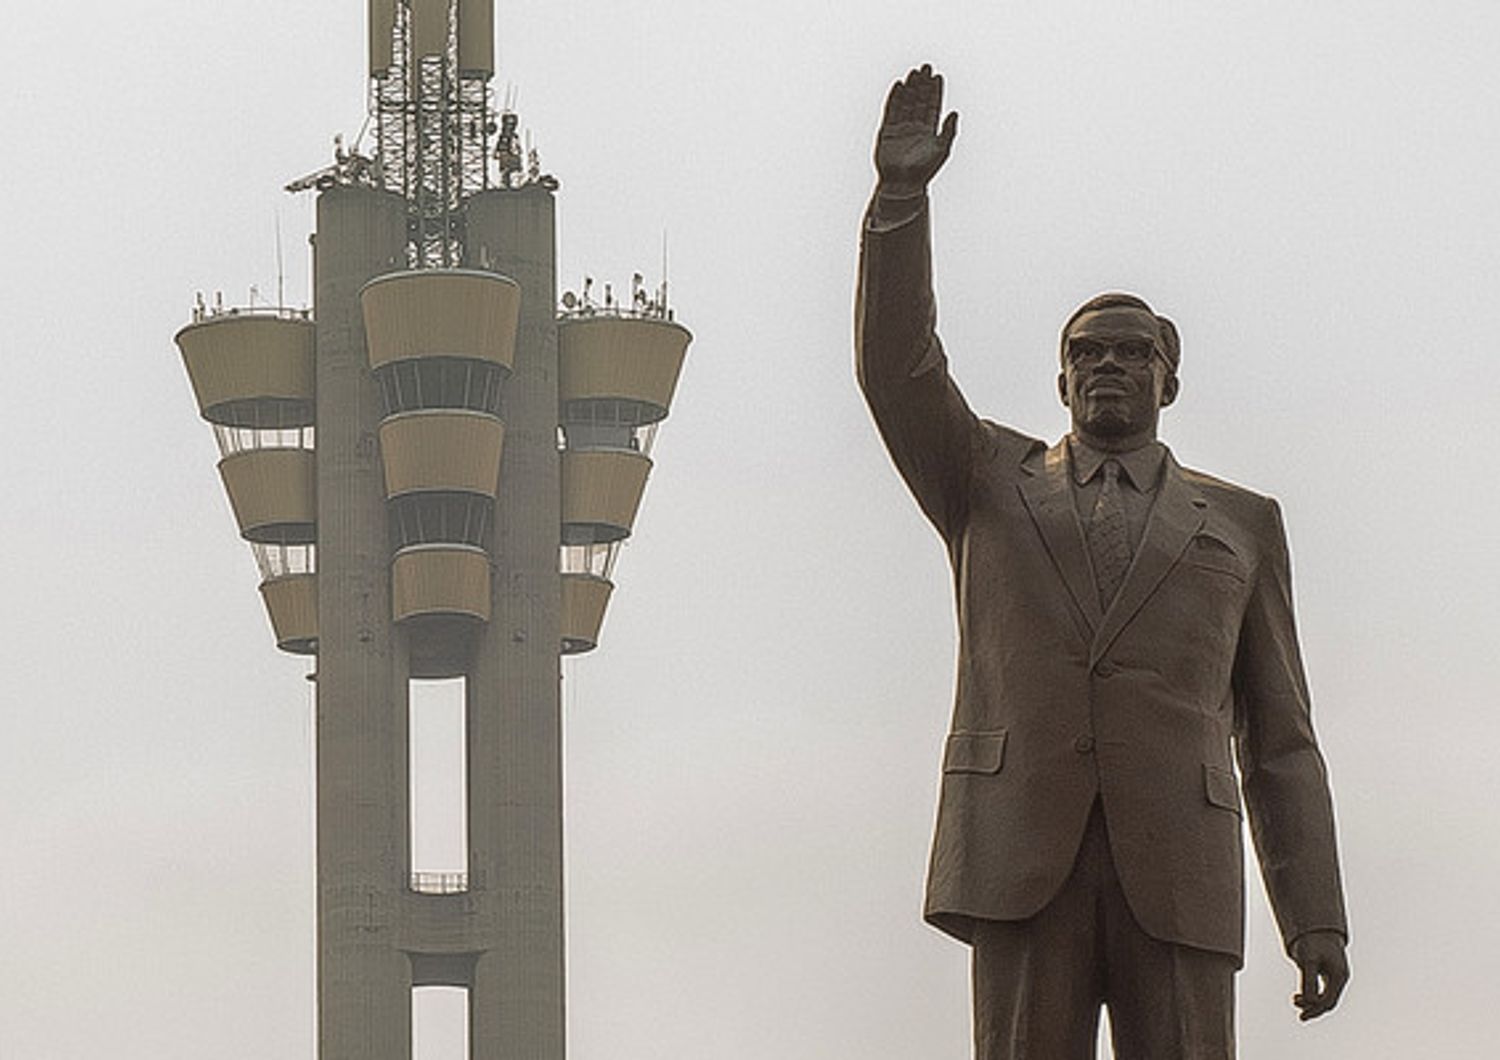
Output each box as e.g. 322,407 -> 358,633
313,186 -> 413,1060
465,185 -> 566,1059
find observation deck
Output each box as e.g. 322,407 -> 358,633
176,306 -> 320,654
556,300 -> 691,653
362,269 -> 520,676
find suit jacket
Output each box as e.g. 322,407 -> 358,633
855,200 -> 1348,962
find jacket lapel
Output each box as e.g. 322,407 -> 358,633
1088,457 -> 1207,667
1017,442 -> 1103,634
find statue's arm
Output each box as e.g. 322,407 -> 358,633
1233,497 -> 1350,1019
855,66 -> 980,538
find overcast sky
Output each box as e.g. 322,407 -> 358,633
2,1 -> 1498,1057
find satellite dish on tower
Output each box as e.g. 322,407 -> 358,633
561,291 -> 578,310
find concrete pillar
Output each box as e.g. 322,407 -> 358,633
464,185 -> 566,1059
313,186 -> 413,1060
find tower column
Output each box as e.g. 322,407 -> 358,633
313,185 -> 413,1060
465,185 -> 566,1059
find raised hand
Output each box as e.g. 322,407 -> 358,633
875,64 -> 960,198
1290,930 -> 1349,1021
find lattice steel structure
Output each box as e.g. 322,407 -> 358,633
370,0 -> 500,266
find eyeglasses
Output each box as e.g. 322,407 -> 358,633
1064,338 -> 1161,367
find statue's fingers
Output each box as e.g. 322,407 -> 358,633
1294,961 -> 1320,1014
924,72 -> 945,128
903,65 -> 925,102
1294,958 -> 1339,1020
888,64 -> 943,129
903,66 -> 932,117
1315,956 -> 1348,1015
1321,963 -> 1348,1013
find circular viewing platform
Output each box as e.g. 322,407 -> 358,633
259,573 -> 318,655
175,311 -> 315,428
379,409 -> 504,499
558,313 -> 692,425
560,448 -> 652,545
561,573 -> 613,655
392,544 -> 492,625
218,447 -> 317,544
362,269 -> 521,371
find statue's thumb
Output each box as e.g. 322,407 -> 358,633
940,111 -> 959,149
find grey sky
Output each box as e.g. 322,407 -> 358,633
2,0 -> 1497,1056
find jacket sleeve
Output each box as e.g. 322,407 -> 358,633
1233,497 -> 1350,952
854,196 -> 989,540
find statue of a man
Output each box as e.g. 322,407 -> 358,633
856,65 -> 1349,1058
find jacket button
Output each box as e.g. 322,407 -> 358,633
1074,735 -> 1095,754
1094,661 -> 1118,677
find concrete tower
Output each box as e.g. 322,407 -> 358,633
174,3 -> 691,1056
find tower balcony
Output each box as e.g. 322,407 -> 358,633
392,544 -> 492,625
252,542 -> 318,655
259,573 -> 319,655
218,447 -> 317,544
560,573 -> 613,655
560,448 -> 652,545
362,269 -> 520,372
379,409 -> 504,499
393,542 -> 491,678
560,544 -> 617,655
175,311 -> 315,428
558,314 -> 691,426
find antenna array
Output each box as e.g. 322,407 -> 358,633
368,0 -> 546,268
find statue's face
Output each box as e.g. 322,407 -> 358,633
1058,307 -> 1178,441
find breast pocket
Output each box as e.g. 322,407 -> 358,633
1182,533 -> 1248,584
943,730 -> 1007,774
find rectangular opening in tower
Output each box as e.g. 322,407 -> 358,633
409,677 -> 468,892
412,985 -> 470,1060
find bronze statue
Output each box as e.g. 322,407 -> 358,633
856,65 -> 1349,1058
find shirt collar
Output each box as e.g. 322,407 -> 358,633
1068,436 -> 1168,492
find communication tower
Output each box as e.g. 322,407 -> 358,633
174,3 -> 691,1056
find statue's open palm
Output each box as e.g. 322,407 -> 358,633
876,64 -> 959,196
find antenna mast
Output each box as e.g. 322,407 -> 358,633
274,213 -> 286,311
369,0 -> 517,268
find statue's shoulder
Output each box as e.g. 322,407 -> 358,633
1175,460 -> 1285,533
977,419 -> 1046,470
1178,462 -> 1257,495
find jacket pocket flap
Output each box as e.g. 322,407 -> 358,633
943,731 -> 1007,774
1184,535 -> 1248,582
1204,764 -> 1242,814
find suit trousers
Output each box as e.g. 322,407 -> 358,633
971,801 -> 1236,1060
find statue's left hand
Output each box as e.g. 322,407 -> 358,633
1290,930 -> 1349,1020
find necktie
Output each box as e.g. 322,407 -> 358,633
1089,459 -> 1132,610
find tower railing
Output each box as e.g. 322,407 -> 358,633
409,871 -> 469,895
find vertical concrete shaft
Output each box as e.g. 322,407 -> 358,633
314,186 -> 413,1060
464,186 -> 565,1059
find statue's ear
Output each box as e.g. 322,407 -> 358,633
1160,373 -> 1180,408
1157,316 -> 1180,363
1057,371 -> 1070,406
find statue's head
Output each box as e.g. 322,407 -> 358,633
1057,292 -> 1179,446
